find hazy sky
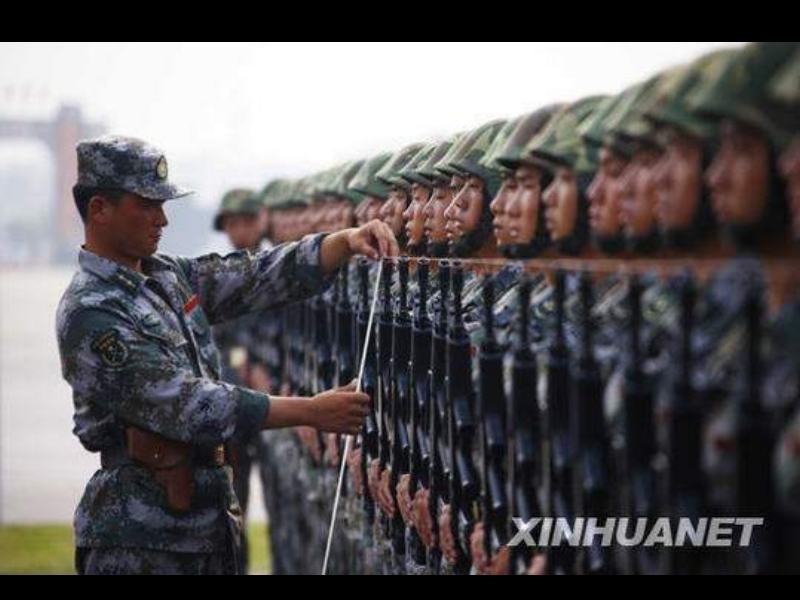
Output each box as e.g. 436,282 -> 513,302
0,42 -> 744,209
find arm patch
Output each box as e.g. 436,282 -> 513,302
91,329 -> 130,368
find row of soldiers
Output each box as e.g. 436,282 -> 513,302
214,42 -> 800,575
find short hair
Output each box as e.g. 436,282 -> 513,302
73,186 -> 126,224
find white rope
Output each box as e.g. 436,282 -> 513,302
322,260 -> 383,576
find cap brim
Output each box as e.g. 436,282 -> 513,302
138,183 -> 194,202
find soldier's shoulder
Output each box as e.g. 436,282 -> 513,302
56,270 -> 131,341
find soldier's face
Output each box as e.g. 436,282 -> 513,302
356,196 -> 384,226
779,137 -> 800,239
423,183 -> 452,245
403,183 -> 431,248
444,175 -> 483,243
588,148 -> 627,239
380,187 -> 410,237
490,175 -> 519,248
543,167 -> 579,243
707,121 -> 771,227
97,193 -> 168,259
619,148 -> 661,239
223,214 -> 263,251
506,165 -> 543,245
330,201 -> 354,231
655,129 -> 704,233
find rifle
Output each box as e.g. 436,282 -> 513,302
335,265 -> 356,388
733,279 -> 776,575
428,260 -> 452,573
546,270 -> 576,574
621,274 -> 658,575
478,276 -> 510,562
663,273 -> 705,575
509,275 -> 544,573
358,260 -> 379,528
573,274 -> 614,575
390,258 -> 412,558
447,262 -> 478,574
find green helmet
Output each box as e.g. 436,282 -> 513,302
769,47 -> 800,108
376,144 -> 427,191
527,96 -> 609,174
434,131 -> 475,179
492,106 -> 563,171
579,93 -> 628,150
416,135 -> 462,185
332,160 -> 367,204
398,143 -> 439,188
448,119 -> 509,195
259,179 -> 289,208
643,49 -> 738,141
688,42 -> 799,149
436,120 -> 506,181
348,152 -> 392,200
604,72 -> 674,155
480,115 -> 526,174
214,188 -> 261,232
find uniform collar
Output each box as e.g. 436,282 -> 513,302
79,248 -> 148,296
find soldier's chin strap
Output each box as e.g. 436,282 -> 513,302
323,260 -> 384,576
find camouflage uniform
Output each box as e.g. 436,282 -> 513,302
58,136 -> 335,575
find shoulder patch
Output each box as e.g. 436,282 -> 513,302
91,329 -> 130,368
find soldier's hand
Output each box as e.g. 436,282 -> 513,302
396,475 -> 413,526
368,459 -> 382,503
309,384 -> 370,436
346,220 -> 401,261
526,554 -> 548,576
471,524 -> 490,574
378,468 -> 396,518
471,525 -> 511,576
347,447 -> 364,497
439,504 -> 458,564
325,434 -> 341,467
413,488 -> 436,549
297,427 -> 322,464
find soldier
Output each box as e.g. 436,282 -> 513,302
527,96 -> 607,256
210,187 -> 272,574
58,135 -> 400,576
689,42 -> 797,252
376,144 -> 427,251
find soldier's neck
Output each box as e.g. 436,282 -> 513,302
84,235 -> 144,274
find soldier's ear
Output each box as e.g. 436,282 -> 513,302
87,195 -> 114,225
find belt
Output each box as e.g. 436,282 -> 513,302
101,444 -> 227,470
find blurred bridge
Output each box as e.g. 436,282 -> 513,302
0,106 -> 103,263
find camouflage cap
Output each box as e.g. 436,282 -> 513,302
480,114 -> 526,174
578,94 -> 627,150
527,96 -> 609,174
214,189 -> 261,231
643,50 -> 738,141
764,47 -> 800,138
332,160 -> 367,204
688,42 -> 799,148
348,152 -> 392,200
376,143 -> 427,190
492,107 -> 562,171
604,73 -> 673,154
398,143 -> 439,188
449,119 -> 508,179
258,179 -> 290,208
270,179 -> 308,211
769,47 -> 800,108
436,120 -> 507,181
76,135 -> 193,201
417,136 -> 461,185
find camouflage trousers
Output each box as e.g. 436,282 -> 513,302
76,548 -> 238,576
